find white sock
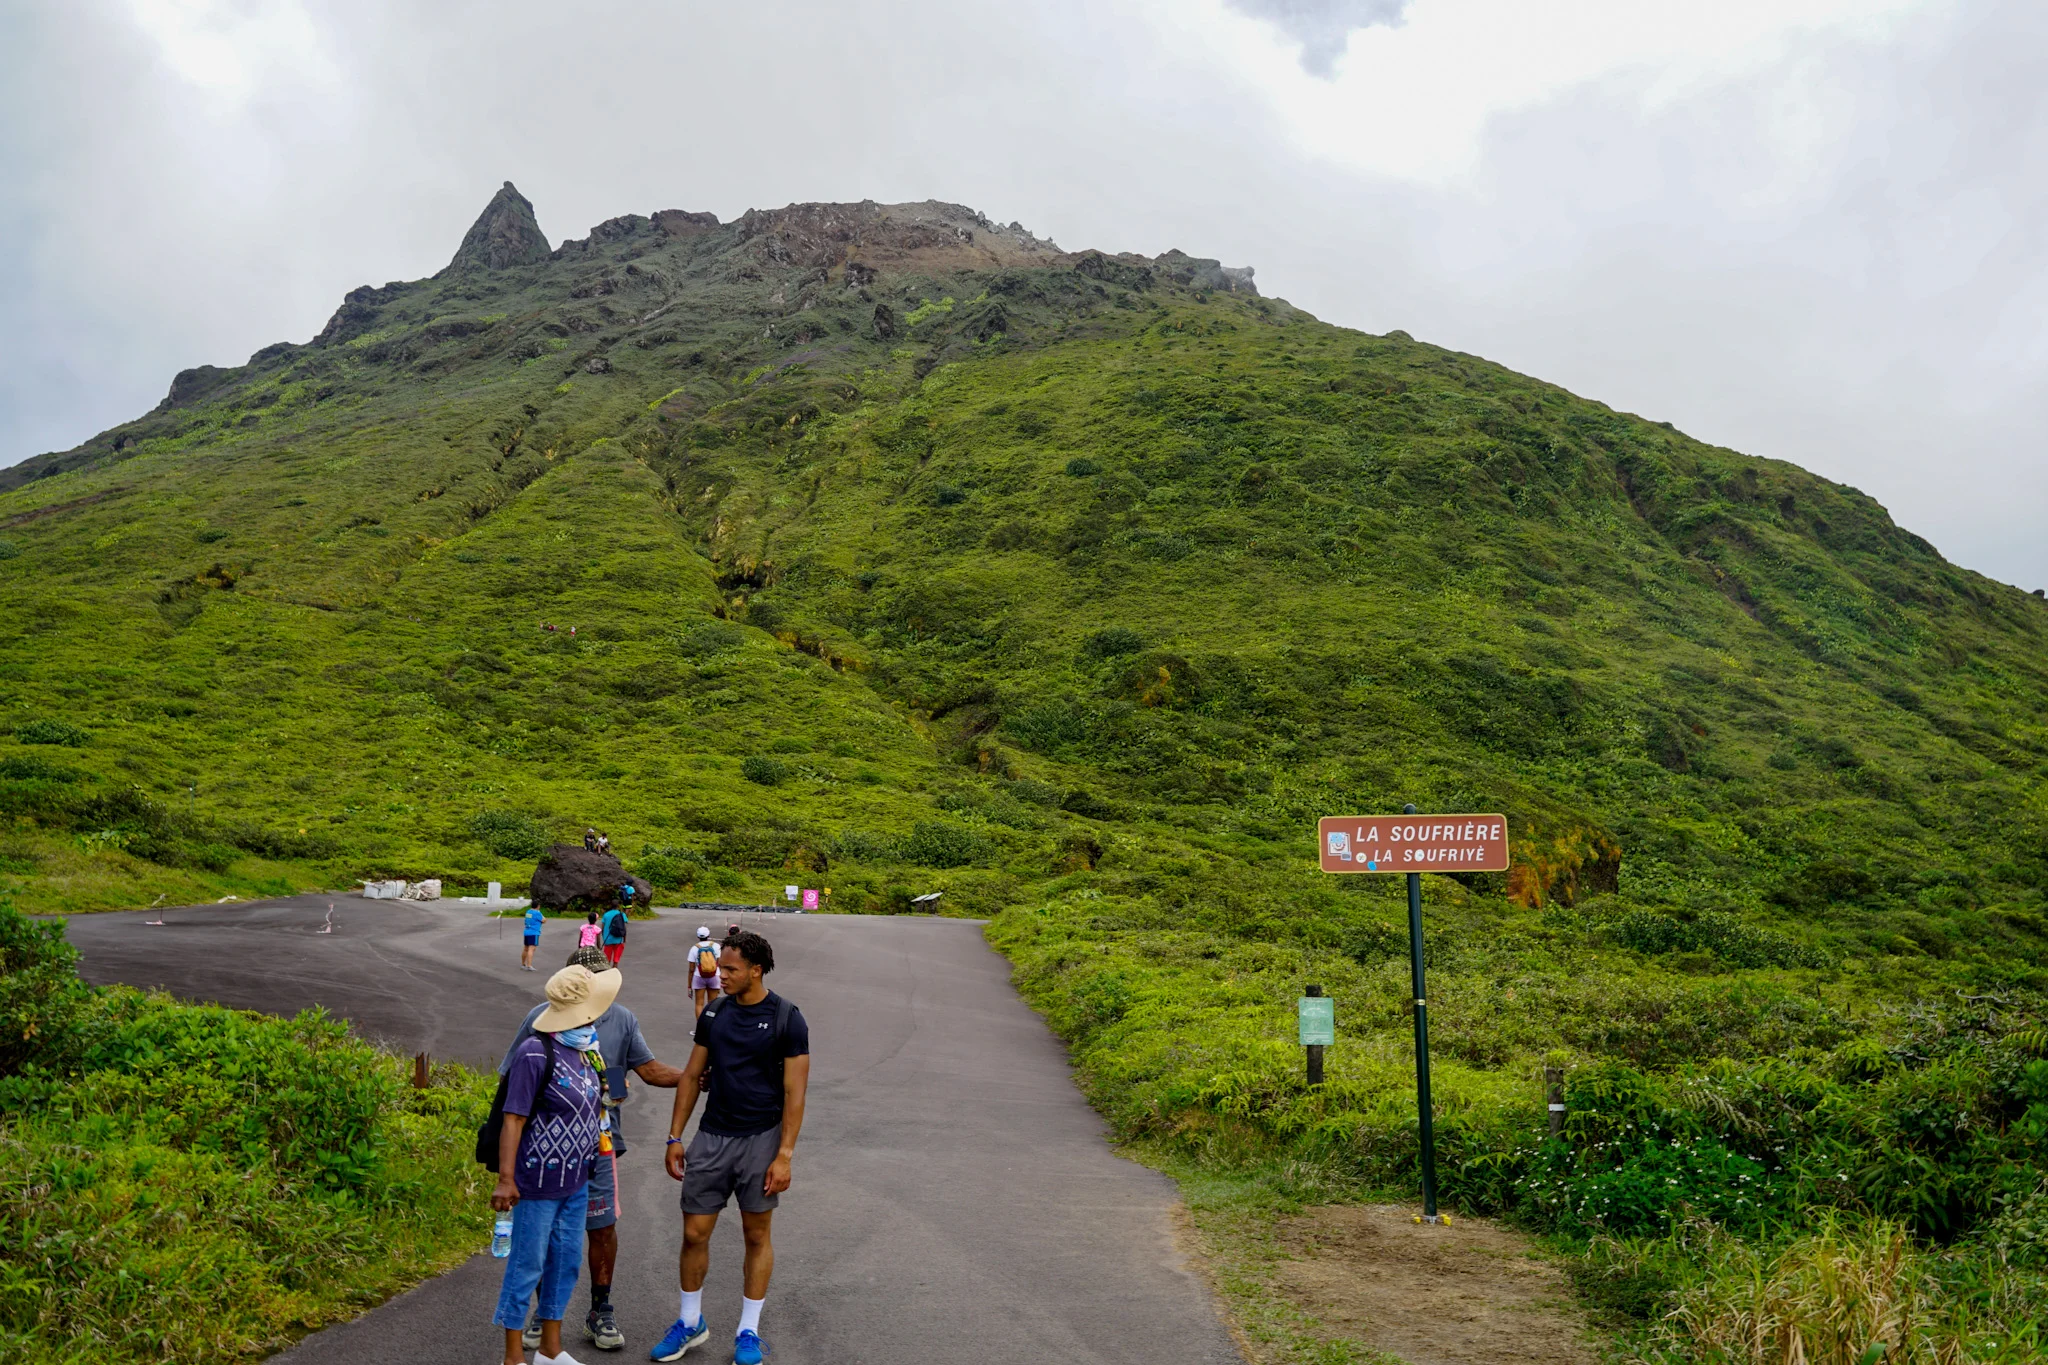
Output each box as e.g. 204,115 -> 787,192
738,1296 -> 764,1337
680,1289 -> 703,1326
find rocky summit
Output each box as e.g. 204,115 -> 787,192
0,180 -> 2039,963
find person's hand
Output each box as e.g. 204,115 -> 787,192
763,1153 -> 793,1196
665,1141 -> 687,1182
491,1177 -> 519,1212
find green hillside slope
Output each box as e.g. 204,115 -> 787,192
2,182 -> 2040,944
7,182 -> 2048,1355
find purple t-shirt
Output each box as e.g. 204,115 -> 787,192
502,1034 -> 603,1200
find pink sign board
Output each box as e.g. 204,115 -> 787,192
801,888 -> 819,910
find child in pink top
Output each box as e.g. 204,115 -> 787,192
577,911 -> 602,948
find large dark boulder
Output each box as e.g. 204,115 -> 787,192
530,844 -> 650,912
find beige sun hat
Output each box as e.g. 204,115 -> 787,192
534,964 -> 622,1031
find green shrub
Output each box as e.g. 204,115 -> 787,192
1519,1131 -> 1776,1238
635,844 -> 704,890
0,538 -> 18,560
1064,457 -> 1100,476
675,621 -> 745,658
1343,920 -> 1410,964
0,967 -> 493,1362
835,829 -> 897,862
220,822 -> 342,860
741,755 -> 789,786
1612,910 -> 1830,969
900,820 -> 994,868
469,809 -> 548,859
1079,627 -> 1144,661
0,899 -> 89,1078
14,719 -> 87,747
1060,788 -> 1123,820
712,827 -> 824,870
0,754 -> 81,782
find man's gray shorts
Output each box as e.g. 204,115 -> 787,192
680,1127 -> 782,1215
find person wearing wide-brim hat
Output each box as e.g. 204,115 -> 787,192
501,946 -> 685,1352
491,965 -> 619,1365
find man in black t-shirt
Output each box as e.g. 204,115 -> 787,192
651,930 -> 810,1365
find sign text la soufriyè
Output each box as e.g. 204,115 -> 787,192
1317,814 -> 1510,874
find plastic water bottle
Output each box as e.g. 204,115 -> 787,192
491,1213 -> 513,1258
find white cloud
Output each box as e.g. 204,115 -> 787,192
1140,0 -> 1932,183
123,0 -> 336,107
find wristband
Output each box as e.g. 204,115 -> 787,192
666,1135 -> 684,1145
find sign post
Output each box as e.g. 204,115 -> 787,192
1298,984 -> 1333,1086
1317,805 -> 1509,1225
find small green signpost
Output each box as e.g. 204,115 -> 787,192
1298,985 -> 1333,1085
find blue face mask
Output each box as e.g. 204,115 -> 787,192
554,1024 -> 600,1051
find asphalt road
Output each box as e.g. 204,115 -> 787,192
64,897 -> 1243,1365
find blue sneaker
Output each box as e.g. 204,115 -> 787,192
732,1329 -> 765,1365
650,1317 -> 709,1361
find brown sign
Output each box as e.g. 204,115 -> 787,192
1318,814 -> 1509,874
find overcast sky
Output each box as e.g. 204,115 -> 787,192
3,0 -> 2043,589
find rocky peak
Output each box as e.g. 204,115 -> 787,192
446,181 -> 552,273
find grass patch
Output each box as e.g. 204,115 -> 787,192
0,901 -> 491,1363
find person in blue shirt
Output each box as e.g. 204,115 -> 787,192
521,903 -> 546,972
600,896 -> 631,967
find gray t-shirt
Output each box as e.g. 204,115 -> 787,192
500,1002 -> 655,1153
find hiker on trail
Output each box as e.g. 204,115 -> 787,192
687,927 -> 719,1019
585,828 -> 600,853
652,930 -> 810,1365
578,912 -> 603,950
522,902 -> 546,972
489,965 -> 612,1365
600,900 -> 630,967
500,948 -> 684,1354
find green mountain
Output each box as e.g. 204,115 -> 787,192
10,181 -> 2048,1352
3,181 -> 2040,939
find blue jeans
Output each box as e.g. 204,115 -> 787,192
491,1183 -> 589,1329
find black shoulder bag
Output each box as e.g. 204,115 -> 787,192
475,1031 -> 559,1171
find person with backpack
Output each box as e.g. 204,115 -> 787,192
651,930 -> 810,1365
486,965 -> 612,1365
498,949 -> 684,1353
600,899 -> 629,966
687,927 -> 719,1019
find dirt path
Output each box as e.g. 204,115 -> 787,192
1273,1204 -> 1599,1365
